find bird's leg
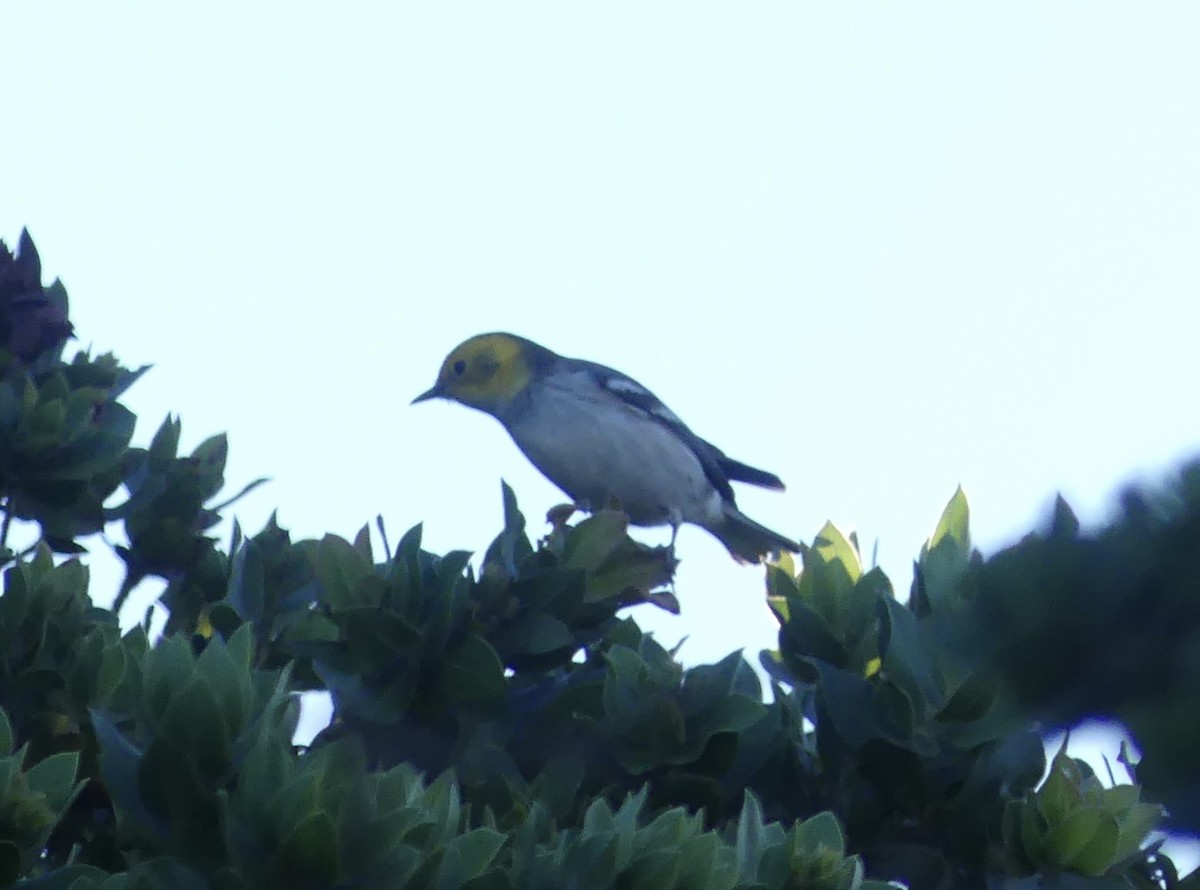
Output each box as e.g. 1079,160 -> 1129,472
601,494 -> 624,514
666,507 -> 683,558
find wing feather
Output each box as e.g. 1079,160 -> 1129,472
582,361 -> 786,502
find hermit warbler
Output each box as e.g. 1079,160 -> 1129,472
413,333 -> 800,563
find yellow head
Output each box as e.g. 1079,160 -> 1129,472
412,332 -> 545,415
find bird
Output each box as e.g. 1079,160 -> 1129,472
412,332 -> 800,563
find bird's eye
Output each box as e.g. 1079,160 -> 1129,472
452,359 -> 467,375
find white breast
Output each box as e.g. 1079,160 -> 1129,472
505,377 -> 724,528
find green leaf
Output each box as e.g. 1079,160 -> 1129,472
792,810 -> 847,859
313,535 -> 375,609
13,863 -> 112,889
935,668 -> 996,724
142,636 -> 198,725
440,634 -> 506,711
1019,796 -> 1048,859
1049,494 -> 1080,538
919,487 -> 972,610
158,678 -> 232,778
798,524 -> 862,633
735,790 -> 765,882
189,434 -> 229,503
676,833 -> 737,890
0,708 -> 12,755
1111,802 -> 1163,862
227,540 -> 266,623
682,652 -> 761,705
195,634 -> 253,739
586,546 -> 676,604
564,511 -> 629,570
1060,812 -> 1120,874
504,613 -> 575,656
339,607 -> 423,663
0,757 -> 20,813
447,828 -> 506,878
208,475 -> 270,514
626,850 -> 680,889
696,696 -> 766,738
225,623 -> 256,671
138,736 -> 213,834
24,752 -> 80,811
1042,809 -> 1109,871
352,523 -> 374,561
529,754 -> 585,819
278,812 -> 339,886
91,709 -> 165,838
423,770 -> 464,847
814,661 -> 905,751
766,558 -> 799,600
929,486 -> 969,555
956,732 -> 1046,811
812,522 -> 862,585
774,597 -> 847,669
486,482 -> 532,579
879,598 -> 943,713
1039,744 -> 1085,825
148,416 -> 182,464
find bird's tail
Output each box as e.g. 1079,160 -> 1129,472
718,457 -> 785,491
710,505 -> 801,564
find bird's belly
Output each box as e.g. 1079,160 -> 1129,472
507,397 -> 719,527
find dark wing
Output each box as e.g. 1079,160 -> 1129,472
581,360 -> 784,502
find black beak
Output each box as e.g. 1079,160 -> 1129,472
411,385 -> 440,405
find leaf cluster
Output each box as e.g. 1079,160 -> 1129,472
0,231 -> 1190,890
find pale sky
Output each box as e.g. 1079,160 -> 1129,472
4,0 -> 1199,867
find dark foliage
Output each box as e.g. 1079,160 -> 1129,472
0,231 -> 1190,889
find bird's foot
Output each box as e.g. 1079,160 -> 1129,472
601,494 -> 625,513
